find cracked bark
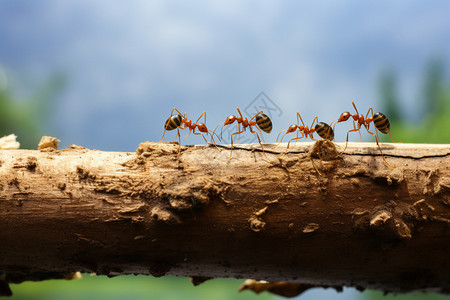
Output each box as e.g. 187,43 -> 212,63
0,141 -> 449,296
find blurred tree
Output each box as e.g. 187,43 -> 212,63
0,72 -> 64,148
379,68 -> 401,123
379,59 -> 450,144
423,58 -> 445,115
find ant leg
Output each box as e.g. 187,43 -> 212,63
339,127 -> 361,156
236,107 -> 245,144
388,132 -> 395,143
292,131 -> 300,148
236,107 -> 244,119
350,120 -> 362,142
206,131 -> 222,150
297,112 -> 306,127
366,128 -> 396,168
159,128 -> 169,143
249,110 -> 263,121
191,130 -> 219,150
184,128 -> 193,139
196,111 -> 207,124
210,129 -> 222,143
310,140 -> 323,176
249,125 -> 270,162
249,110 -> 266,143
310,116 -> 318,129
253,131 -> 271,162
365,107 -> 383,146
229,130 -> 245,162
237,123 -> 242,144
251,124 -> 266,143
272,130 -> 289,149
306,125 -> 326,173
352,101 -> 360,115
172,129 -> 181,153
212,121 -> 226,141
286,132 -> 305,150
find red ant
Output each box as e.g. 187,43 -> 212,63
274,113 -> 334,149
213,107 -> 272,162
273,113 -> 335,174
159,108 -> 219,149
333,101 -> 395,168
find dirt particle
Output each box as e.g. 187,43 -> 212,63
350,178 -> 360,186
26,157 -> 37,172
351,208 -> 369,216
148,261 -> 172,278
9,178 -> 19,187
190,276 -> 212,286
394,219 -> 412,239
64,144 -> 88,151
150,206 -> 180,224
136,141 -> 179,157
354,201 -> 418,241
303,223 -> 319,233
57,182 -> 66,191
249,215 -> 266,232
255,206 -> 268,216
38,136 -> 59,150
370,211 -> 392,228
76,166 -> 96,181
265,199 -> 279,205
309,140 -> 338,161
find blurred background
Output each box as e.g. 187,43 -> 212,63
1,0 -> 450,299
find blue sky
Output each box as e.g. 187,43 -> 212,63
1,1 -> 450,151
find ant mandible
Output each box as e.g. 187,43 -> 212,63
159,108 -> 219,149
213,107 -> 272,162
334,101 -> 395,168
274,113 -> 334,150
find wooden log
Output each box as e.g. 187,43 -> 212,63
0,141 -> 449,296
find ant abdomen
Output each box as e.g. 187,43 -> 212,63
315,122 -> 334,140
373,112 -> 390,134
256,114 -> 273,133
164,114 -> 183,131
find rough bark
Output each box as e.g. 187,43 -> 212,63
0,141 -> 449,296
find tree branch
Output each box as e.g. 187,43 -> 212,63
0,141 -> 449,296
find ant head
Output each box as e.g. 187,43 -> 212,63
224,115 -> 236,125
338,112 -> 351,122
197,123 -> 208,133
287,124 -> 298,133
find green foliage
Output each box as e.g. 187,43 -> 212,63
379,59 -> 450,144
0,73 -> 64,148
379,68 -> 402,123
364,290 -> 450,300
9,275 -> 276,300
